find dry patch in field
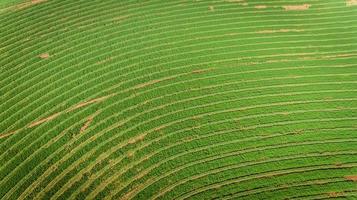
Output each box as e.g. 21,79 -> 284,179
80,111 -> 101,133
154,124 -> 167,132
255,5 -> 267,9
328,192 -> 345,198
297,53 -> 357,61
39,53 -> 50,59
346,0 -> 357,6
191,116 -> 202,120
135,80 -> 163,89
28,112 -> 61,128
69,95 -> 113,112
334,162 -> 343,167
0,129 -> 20,139
345,175 -> 357,181
112,15 -> 131,24
127,134 -> 147,145
191,68 -> 215,74
127,151 -> 135,158
134,77 -> 174,89
323,53 -> 357,59
208,5 -> 214,11
283,4 -> 310,11
79,117 -> 93,133
15,0 -> 47,10
96,57 -> 113,65
1,94 -> 113,139
240,2 -> 248,6
256,29 -> 304,34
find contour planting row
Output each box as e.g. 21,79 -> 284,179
0,67 -> 356,198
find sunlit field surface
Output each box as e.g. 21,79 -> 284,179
1,0 -> 357,199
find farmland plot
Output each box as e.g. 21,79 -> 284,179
1,0 -> 357,199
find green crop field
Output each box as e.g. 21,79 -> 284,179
1,0 -> 357,199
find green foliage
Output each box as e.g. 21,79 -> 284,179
1,0 -> 357,199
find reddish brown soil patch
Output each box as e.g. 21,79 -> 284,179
328,192 -> 345,198
346,0 -> 357,6
334,162 -> 343,167
80,116 -> 94,133
345,175 -> 357,181
39,53 -> 50,59
28,112 -> 61,128
283,4 -> 310,11
80,111 -> 101,133
256,29 -> 304,34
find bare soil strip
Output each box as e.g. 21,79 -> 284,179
127,133 -> 147,145
15,0 -> 47,10
346,0 -> 357,6
39,53 -> 50,59
28,112 -> 61,128
345,175 -> 357,181
256,29 -> 304,34
68,94 -> 113,112
134,77 -> 174,89
191,68 -> 215,74
95,57 -> 113,65
283,4 -> 310,11
80,116 -> 94,134
80,111 -> 101,133
112,15 -> 131,23
1,94 -> 112,139
254,5 -> 267,9
0,129 -> 20,139
328,192 -> 345,198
